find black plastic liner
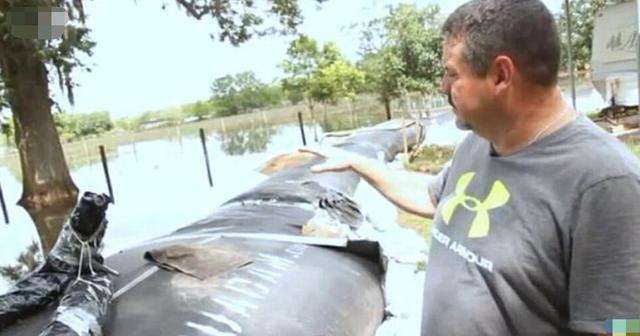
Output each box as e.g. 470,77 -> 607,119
0,119 -> 426,336
38,272 -> 113,336
0,192 -> 115,336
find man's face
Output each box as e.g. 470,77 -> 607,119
440,38 -> 495,131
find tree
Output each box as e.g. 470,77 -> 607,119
359,4 -> 443,119
281,35 -> 320,108
54,110 -> 114,142
173,0 -> 325,46
0,0 -> 321,253
281,37 -> 363,126
210,71 -> 282,116
359,48 -> 403,119
0,2 -> 93,236
183,100 -> 213,121
308,44 -> 364,105
310,56 -> 364,129
556,0 -> 627,73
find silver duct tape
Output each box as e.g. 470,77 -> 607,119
39,274 -> 113,336
49,224 -> 83,266
54,307 -> 101,336
1,193 -> 113,334
219,232 -> 349,247
49,219 -> 107,269
221,198 -> 316,212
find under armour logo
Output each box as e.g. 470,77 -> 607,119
441,172 -> 510,238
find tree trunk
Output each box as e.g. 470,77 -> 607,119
0,39 -> 78,252
28,202 -> 76,253
384,97 -> 392,120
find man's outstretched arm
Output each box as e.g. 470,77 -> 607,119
299,146 -> 438,218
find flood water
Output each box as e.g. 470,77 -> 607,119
0,110 -> 467,293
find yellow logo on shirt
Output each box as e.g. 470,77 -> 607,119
441,172 -> 510,238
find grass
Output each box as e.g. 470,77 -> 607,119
404,145 -> 455,174
397,210 -> 433,243
395,144 -> 454,241
626,139 -> 640,157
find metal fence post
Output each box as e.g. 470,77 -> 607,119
297,111 -> 307,146
0,181 -> 9,224
99,145 -> 115,203
199,128 -> 213,187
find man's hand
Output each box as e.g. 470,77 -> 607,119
299,145 -> 437,218
298,146 -> 368,173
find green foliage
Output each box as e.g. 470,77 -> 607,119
397,209 -> 432,243
282,36 -> 364,108
0,0 -> 324,152
359,4 -> 443,104
114,118 -> 138,132
116,73 -> 284,130
0,113 -> 12,143
0,1 -> 96,106
281,35 -> 320,105
0,0 -> 324,106
114,100 -> 213,132
183,100 -> 215,121
556,0 -> 628,72
359,48 -> 403,104
586,109 -> 602,120
404,144 -> 454,174
626,139 -> 640,158
210,71 -> 283,117
309,58 -> 364,104
0,240 -> 42,282
173,0 -> 325,45
54,110 -> 114,142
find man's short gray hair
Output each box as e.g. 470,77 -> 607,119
443,0 -> 561,87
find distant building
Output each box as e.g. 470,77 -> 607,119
139,118 -> 170,130
182,116 -> 200,123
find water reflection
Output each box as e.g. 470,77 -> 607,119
321,108 -> 387,133
1,143 -> 119,182
0,111 -> 467,293
217,124 -> 278,155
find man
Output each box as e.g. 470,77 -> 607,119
301,0 -> 640,334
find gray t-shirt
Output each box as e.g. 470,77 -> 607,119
422,115 -> 640,335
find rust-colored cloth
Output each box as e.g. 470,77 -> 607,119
144,244 -> 252,280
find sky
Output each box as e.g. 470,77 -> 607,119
50,0 -> 563,119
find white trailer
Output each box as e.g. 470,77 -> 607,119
591,0 -> 639,109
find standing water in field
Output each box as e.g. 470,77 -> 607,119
0,111 -> 467,294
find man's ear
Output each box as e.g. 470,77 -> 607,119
491,55 -> 516,95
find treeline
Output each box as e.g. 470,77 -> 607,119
0,2 -> 605,143
54,111 -> 113,142
114,71 -> 287,131
118,3 -> 444,131
1,110 -> 114,143
278,4 -> 444,118
122,1 -> 608,129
